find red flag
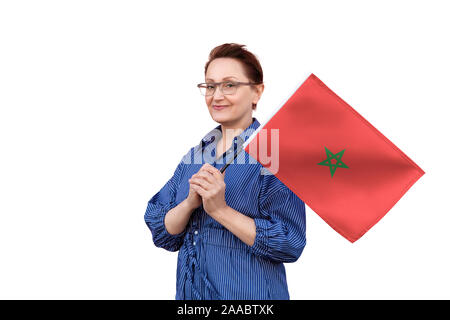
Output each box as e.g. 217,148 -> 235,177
244,73 -> 425,242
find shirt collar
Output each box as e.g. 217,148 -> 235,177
198,117 -> 261,152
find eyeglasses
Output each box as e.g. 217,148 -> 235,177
197,81 -> 262,96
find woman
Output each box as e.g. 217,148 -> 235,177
144,43 -> 306,300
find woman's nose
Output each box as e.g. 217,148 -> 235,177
213,86 -> 225,99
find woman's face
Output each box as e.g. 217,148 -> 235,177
205,57 -> 263,126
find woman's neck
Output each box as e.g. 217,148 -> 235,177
220,117 -> 253,144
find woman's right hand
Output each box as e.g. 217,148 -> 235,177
185,180 -> 202,209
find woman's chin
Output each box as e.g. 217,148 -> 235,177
210,110 -> 233,122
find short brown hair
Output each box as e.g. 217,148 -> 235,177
204,43 -> 263,110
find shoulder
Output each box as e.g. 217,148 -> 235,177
257,167 -> 305,207
257,168 -> 286,201
179,146 -> 197,165
169,146 -> 197,179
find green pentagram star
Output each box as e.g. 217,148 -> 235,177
317,147 -> 349,177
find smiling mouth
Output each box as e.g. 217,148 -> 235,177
213,105 -> 229,110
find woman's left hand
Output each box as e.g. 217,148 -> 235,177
189,163 -> 227,218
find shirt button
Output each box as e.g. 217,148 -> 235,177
194,230 -> 198,235
193,241 -> 196,246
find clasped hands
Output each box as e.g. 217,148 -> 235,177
186,163 -> 228,218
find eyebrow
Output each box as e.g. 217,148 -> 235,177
205,76 -> 238,82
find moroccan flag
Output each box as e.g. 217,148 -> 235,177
244,73 -> 425,242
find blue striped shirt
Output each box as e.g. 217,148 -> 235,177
144,117 -> 306,300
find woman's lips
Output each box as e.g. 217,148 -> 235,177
212,105 -> 229,110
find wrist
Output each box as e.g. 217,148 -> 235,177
210,204 -> 230,221
183,198 -> 197,212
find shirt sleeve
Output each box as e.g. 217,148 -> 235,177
144,156 -> 187,252
249,174 -> 307,263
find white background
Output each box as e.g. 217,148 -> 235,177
0,1 -> 448,299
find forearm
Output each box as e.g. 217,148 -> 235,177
212,206 -> 256,247
164,199 -> 196,235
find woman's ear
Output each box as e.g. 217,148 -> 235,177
252,83 -> 264,109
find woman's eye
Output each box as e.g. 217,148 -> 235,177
225,83 -> 235,87
207,85 -> 215,89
